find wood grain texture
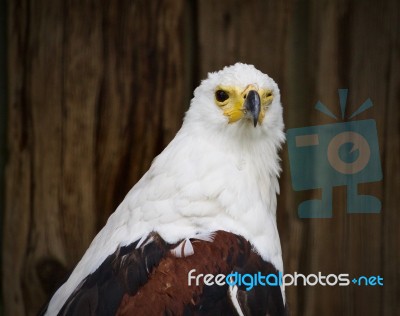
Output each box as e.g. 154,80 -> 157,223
3,0 -> 399,315
4,0 -> 186,315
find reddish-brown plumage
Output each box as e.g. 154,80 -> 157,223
116,231 -> 252,315
46,230 -> 286,315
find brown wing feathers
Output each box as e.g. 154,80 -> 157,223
53,231 -> 286,316
116,231 -> 252,316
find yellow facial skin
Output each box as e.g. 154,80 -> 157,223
214,84 -> 273,125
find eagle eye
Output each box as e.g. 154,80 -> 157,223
215,90 -> 229,103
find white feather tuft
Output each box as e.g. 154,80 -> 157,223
228,284 -> 245,316
170,238 -> 195,258
193,232 -> 216,243
135,234 -> 148,249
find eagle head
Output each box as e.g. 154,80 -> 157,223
185,63 -> 284,144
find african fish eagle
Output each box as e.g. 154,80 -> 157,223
41,63 -> 287,315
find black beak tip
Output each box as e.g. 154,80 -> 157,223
245,90 -> 261,128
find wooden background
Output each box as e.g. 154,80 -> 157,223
3,0 -> 399,315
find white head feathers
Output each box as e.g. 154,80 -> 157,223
185,63 -> 284,147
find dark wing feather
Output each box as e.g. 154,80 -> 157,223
232,258 -> 287,316
40,231 -> 287,316
58,233 -> 168,316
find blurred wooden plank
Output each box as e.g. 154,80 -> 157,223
197,0 -> 290,83
0,0 -> 6,232
381,2 -> 400,315
340,1 -> 397,315
281,0 -> 316,313
293,0 -> 395,315
4,1 -> 186,315
300,1 -> 351,315
5,1 -> 66,314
